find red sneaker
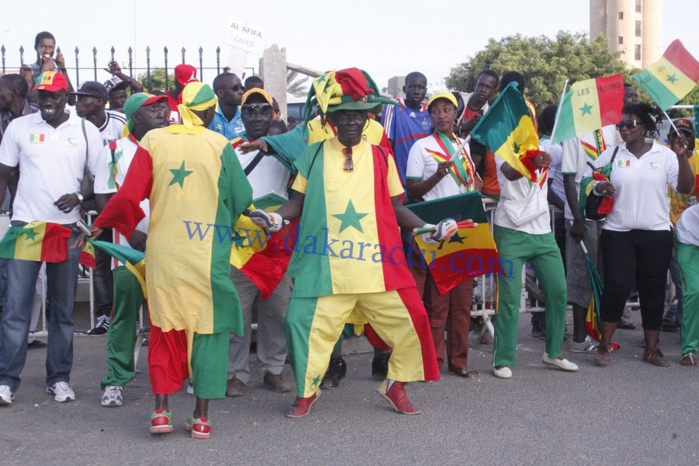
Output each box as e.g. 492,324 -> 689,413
150,409 -> 173,434
186,416 -> 212,439
378,380 -> 421,415
286,390 -> 321,418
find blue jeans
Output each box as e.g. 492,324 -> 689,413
0,225 -> 81,392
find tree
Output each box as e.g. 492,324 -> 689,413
136,68 -> 175,92
287,70 -> 309,97
445,32 -> 632,110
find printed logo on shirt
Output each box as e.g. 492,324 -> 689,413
421,119 -> 430,131
29,133 -> 45,143
648,161 -> 659,170
67,136 -> 78,146
617,160 -> 631,168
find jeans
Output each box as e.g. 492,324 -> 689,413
0,226 -> 81,392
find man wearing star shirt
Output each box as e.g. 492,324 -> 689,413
225,88 -> 293,397
381,71 -> 432,186
92,92 -> 169,407
0,71 -> 103,405
248,68 -> 457,419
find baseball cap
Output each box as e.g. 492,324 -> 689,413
71,81 -> 109,101
241,88 -> 273,106
175,64 -> 198,86
427,90 -> 458,109
33,71 -> 68,93
104,76 -> 129,94
122,92 -> 168,137
674,118 -> 695,135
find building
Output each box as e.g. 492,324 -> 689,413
590,0 -> 662,69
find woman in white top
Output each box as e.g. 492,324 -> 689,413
591,102 -> 693,367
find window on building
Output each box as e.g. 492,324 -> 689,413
619,36 -> 624,45
636,0 -> 642,13
635,44 -> 642,61
619,12 -> 624,20
635,20 -> 642,37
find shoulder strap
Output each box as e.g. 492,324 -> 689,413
244,151 -> 265,176
306,141 -> 325,178
81,118 -> 89,160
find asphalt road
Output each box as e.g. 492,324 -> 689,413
2,311 -> 698,466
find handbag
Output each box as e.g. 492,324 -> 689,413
581,146 -> 619,221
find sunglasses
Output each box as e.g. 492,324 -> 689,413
616,119 -> 639,130
223,85 -> 244,92
242,103 -> 272,114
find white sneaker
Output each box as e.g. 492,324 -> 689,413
569,336 -> 599,353
101,386 -> 123,407
493,366 -> 513,379
0,385 -> 14,405
542,352 -> 579,372
47,381 -> 76,402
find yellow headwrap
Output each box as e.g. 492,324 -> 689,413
176,82 -> 217,129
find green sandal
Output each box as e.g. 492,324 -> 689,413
186,416 -> 212,439
150,410 -> 173,434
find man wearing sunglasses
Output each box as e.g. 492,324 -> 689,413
226,88 -> 293,397
209,72 -> 245,140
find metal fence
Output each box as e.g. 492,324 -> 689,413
0,44 -> 228,91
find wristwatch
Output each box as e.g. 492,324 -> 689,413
75,192 -> 84,202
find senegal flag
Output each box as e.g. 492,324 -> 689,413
0,221 -> 71,263
407,192 -> 499,294
470,82 -> 540,182
231,193 -> 297,300
80,241 -> 96,268
551,74 -> 624,145
87,239 -> 147,298
633,39 -> 699,111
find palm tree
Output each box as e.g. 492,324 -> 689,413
287,70 -> 309,97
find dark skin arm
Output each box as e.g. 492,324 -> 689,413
500,152 -> 552,181
392,195 -> 431,231
274,190 -> 305,223
547,178 -> 565,211
673,134 -> 694,195
406,162 -> 453,200
563,173 -> 585,242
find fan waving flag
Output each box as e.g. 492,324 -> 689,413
407,192 -> 499,294
0,221 -> 71,263
470,82 -> 540,182
551,74 -> 624,144
231,193 -> 298,300
633,39 -> 699,111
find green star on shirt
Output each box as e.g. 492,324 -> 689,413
333,200 -> 368,233
311,375 -> 321,388
666,74 -> 679,84
579,102 -> 593,116
169,161 -> 193,188
23,228 -> 37,241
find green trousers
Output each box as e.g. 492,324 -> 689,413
100,267 -> 144,389
493,226 -> 567,367
677,242 -> 699,355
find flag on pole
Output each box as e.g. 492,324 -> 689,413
0,221 -> 71,263
80,241 -> 96,268
407,192 -> 499,294
551,74 -> 624,144
632,39 -> 699,111
470,82 -> 541,182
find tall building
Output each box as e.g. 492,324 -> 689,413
590,0 -> 662,69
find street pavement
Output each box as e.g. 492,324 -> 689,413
2,311 -> 698,466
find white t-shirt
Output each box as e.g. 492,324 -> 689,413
494,156 -> 551,234
94,135 -> 149,268
676,204 -> 699,247
541,138 -> 565,206
97,110 -> 126,143
235,147 -> 291,200
590,141 -> 678,232
561,125 -> 618,220
406,134 -> 477,201
0,112 -> 103,224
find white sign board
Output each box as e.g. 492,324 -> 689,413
224,18 -> 266,55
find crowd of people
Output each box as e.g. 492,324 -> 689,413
0,30 -> 697,440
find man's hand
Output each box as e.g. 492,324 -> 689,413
422,218 -> 458,244
533,151 -> 552,169
239,139 -> 268,154
593,181 -> 616,197
435,161 -> 454,178
40,56 -> 56,73
54,193 -> 81,213
71,224 -> 102,250
128,230 -> 147,252
569,218 -> 586,243
55,51 -> 66,70
104,60 -> 121,75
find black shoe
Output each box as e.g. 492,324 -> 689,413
617,318 -> 636,330
86,315 -> 110,335
371,350 -> 391,380
320,357 -> 347,389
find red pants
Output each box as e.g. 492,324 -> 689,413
148,324 -> 189,395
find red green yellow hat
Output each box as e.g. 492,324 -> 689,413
33,71 -> 68,93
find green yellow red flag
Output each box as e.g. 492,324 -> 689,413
0,221 -> 71,263
470,82 -> 540,182
633,39 -> 699,111
407,192 -> 499,294
86,239 -> 147,298
551,74 -> 624,144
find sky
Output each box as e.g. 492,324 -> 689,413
1,0 -> 698,93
